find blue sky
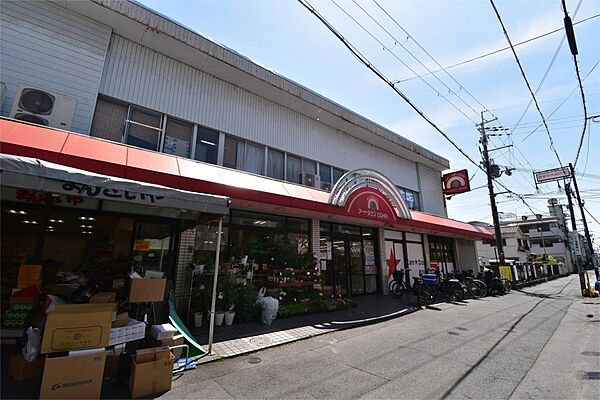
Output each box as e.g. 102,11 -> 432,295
139,0 -> 600,246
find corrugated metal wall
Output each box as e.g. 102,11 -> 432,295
99,35 -> 419,190
0,0 -> 111,134
417,163 -> 446,216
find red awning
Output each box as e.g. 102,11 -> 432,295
0,118 -> 493,240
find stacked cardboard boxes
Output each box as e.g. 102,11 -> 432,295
17,264 -> 42,289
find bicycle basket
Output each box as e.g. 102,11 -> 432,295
422,273 -> 437,286
392,270 -> 404,282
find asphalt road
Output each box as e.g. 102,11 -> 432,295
163,276 -> 600,399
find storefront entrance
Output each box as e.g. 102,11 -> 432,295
428,235 -> 456,276
320,224 -> 379,297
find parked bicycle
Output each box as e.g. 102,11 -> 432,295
456,271 -> 488,298
427,273 -> 466,302
388,269 -> 436,305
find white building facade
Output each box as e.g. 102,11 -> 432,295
0,0 -> 489,297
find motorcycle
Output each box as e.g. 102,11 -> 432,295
480,270 -> 507,295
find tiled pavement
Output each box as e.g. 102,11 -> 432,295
191,294 -> 418,363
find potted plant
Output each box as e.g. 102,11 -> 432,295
216,274 -> 236,326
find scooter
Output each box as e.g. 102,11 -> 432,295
480,270 -> 507,295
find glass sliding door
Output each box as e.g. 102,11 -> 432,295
349,240 -> 364,295
363,240 -> 377,293
332,239 -> 348,297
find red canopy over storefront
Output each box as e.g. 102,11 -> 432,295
0,118 -> 492,240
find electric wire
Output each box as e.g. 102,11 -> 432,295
518,59 -> 599,144
394,13 -> 600,83
582,119 -> 592,174
328,0 -> 478,124
299,0 -> 545,221
369,0 -> 543,191
367,0 -> 489,116
489,0 -> 564,168
298,0 -> 482,168
566,2 -> 590,167
509,0 -> 583,136
584,205 -> 600,225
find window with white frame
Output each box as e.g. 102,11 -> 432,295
223,135 -> 265,174
90,95 -> 220,163
397,186 -> 421,211
244,141 -> 265,175
126,106 -> 163,151
286,154 -> 302,184
319,163 -> 332,190
302,158 -> 317,175
194,126 -> 219,164
333,167 -> 346,184
267,148 -> 285,180
163,118 -> 193,157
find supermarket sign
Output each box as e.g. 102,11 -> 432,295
533,167 -> 571,184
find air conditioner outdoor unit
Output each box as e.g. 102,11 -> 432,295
10,83 -> 77,129
300,171 -> 320,188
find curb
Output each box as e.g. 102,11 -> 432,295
194,305 -> 419,364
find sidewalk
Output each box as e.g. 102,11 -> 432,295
191,295 -> 418,363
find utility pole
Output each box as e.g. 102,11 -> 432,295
569,163 -> 597,269
565,181 -> 581,272
478,112 -> 506,266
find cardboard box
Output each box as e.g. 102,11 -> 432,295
134,346 -> 171,364
18,264 -> 42,281
47,284 -> 79,298
103,354 -> 121,378
112,312 -> 129,328
128,278 -> 166,303
7,354 -> 45,381
40,349 -> 106,399
147,335 -> 185,358
41,303 -> 114,354
150,323 -> 177,340
109,318 -> 146,346
89,292 -> 116,304
17,280 -> 41,289
130,351 -> 174,398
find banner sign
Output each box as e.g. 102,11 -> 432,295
533,167 -> 571,184
442,169 -> 470,195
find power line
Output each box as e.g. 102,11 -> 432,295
394,13 -> 600,83
564,0 -> 590,168
509,0 -> 583,136
299,0 -> 543,219
584,205 -> 600,226
368,0 -> 490,115
369,0 -> 543,195
489,0 -> 564,168
518,58 -> 599,144
328,0 -> 479,124
298,0 -> 482,167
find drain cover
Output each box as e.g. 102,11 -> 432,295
247,357 -> 261,364
582,351 -> 600,356
249,337 -> 272,347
